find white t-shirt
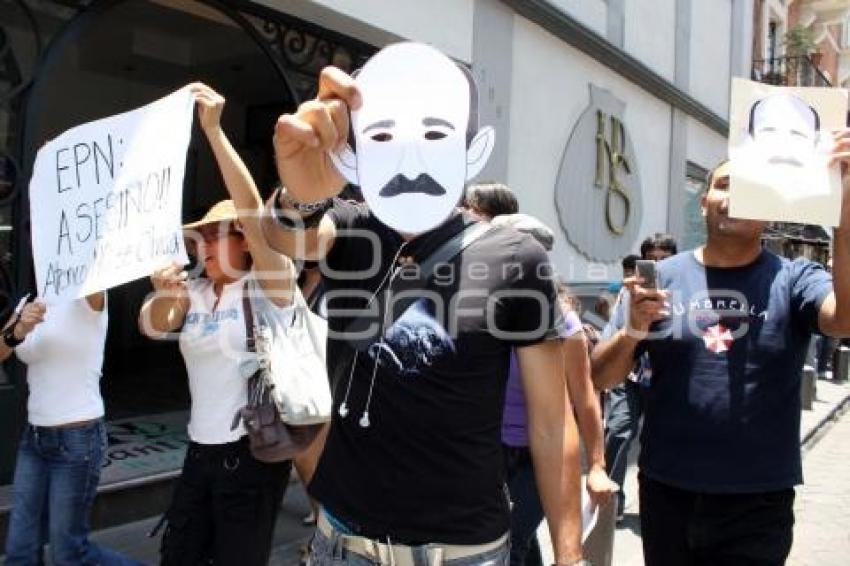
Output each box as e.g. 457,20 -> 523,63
179,273 -> 294,445
15,298 -> 107,426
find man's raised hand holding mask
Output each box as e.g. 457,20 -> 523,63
272,67 -> 362,204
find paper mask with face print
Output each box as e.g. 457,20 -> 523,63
748,92 -> 821,170
331,42 -> 495,235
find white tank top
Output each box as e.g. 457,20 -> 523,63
179,274 -> 294,445
15,298 -> 107,427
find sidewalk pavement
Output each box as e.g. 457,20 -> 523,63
787,397 -> 850,565
89,476 -> 313,565
70,377 -> 850,565
603,377 -> 850,566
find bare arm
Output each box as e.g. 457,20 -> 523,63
590,328 -> 642,390
139,264 -> 190,339
263,67 -> 362,260
517,339 -> 583,564
0,313 -> 17,362
192,84 -> 296,307
293,422 -> 330,486
819,130 -> 850,337
0,302 -> 46,362
261,211 -> 337,262
565,333 -> 604,465
85,292 -> 105,312
564,333 -> 618,505
591,281 -> 668,390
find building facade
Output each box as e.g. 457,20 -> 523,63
752,0 -> 850,90
0,0 -> 748,525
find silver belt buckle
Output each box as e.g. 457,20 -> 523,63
360,537 -> 388,564
425,546 -> 444,566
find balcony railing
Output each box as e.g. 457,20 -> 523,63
751,55 -> 832,87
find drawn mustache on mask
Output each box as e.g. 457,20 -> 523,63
378,174 -> 447,198
767,155 -> 805,168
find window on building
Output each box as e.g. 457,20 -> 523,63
768,20 -> 778,60
843,15 -> 850,49
682,162 -> 708,251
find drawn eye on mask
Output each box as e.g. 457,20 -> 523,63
331,42 -> 496,235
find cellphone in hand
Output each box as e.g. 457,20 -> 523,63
635,260 -> 657,289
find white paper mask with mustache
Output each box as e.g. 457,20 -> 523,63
750,92 -> 820,171
331,42 -> 495,235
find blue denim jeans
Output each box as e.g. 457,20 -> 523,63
503,445 -> 543,566
308,520 -> 510,565
4,420 -> 141,566
604,380 -> 644,513
815,334 -> 835,374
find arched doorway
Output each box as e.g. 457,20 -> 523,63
0,0 -> 374,485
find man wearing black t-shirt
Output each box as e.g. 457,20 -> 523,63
261,50 -> 585,565
592,157 -> 850,565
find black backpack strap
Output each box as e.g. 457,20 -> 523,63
344,221 -> 493,351
417,221 -> 493,280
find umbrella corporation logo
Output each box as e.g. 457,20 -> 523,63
702,323 -> 735,354
635,290 -> 770,353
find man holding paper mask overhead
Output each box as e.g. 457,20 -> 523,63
259,43 -> 586,566
591,145 -> 850,564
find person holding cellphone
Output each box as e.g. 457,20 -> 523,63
593,155 -> 850,565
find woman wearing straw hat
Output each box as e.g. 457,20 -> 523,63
139,83 -> 296,565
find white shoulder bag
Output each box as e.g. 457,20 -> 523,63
251,282 -> 332,426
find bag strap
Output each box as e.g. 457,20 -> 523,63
415,221 -> 493,283
344,221 -> 493,351
231,283 -> 259,432
305,279 -> 326,312
242,283 -> 256,354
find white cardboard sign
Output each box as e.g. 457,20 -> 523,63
30,87 -> 194,303
728,78 -> 847,226
332,42 -> 495,235
581,476 -> 600,543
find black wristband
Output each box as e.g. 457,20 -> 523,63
3,326 -> 23,348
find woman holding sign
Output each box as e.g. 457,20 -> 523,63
1,293 -> 140,565
139,84 -> 296,566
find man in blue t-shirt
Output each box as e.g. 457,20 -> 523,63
592,154 -> 850,566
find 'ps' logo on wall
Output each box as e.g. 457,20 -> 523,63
555,85 -> 643,263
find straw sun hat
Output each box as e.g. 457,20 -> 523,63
182,200 -> 239,231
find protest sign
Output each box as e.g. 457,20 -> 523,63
728,78 -> 847,226
30,87 -> 194,303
